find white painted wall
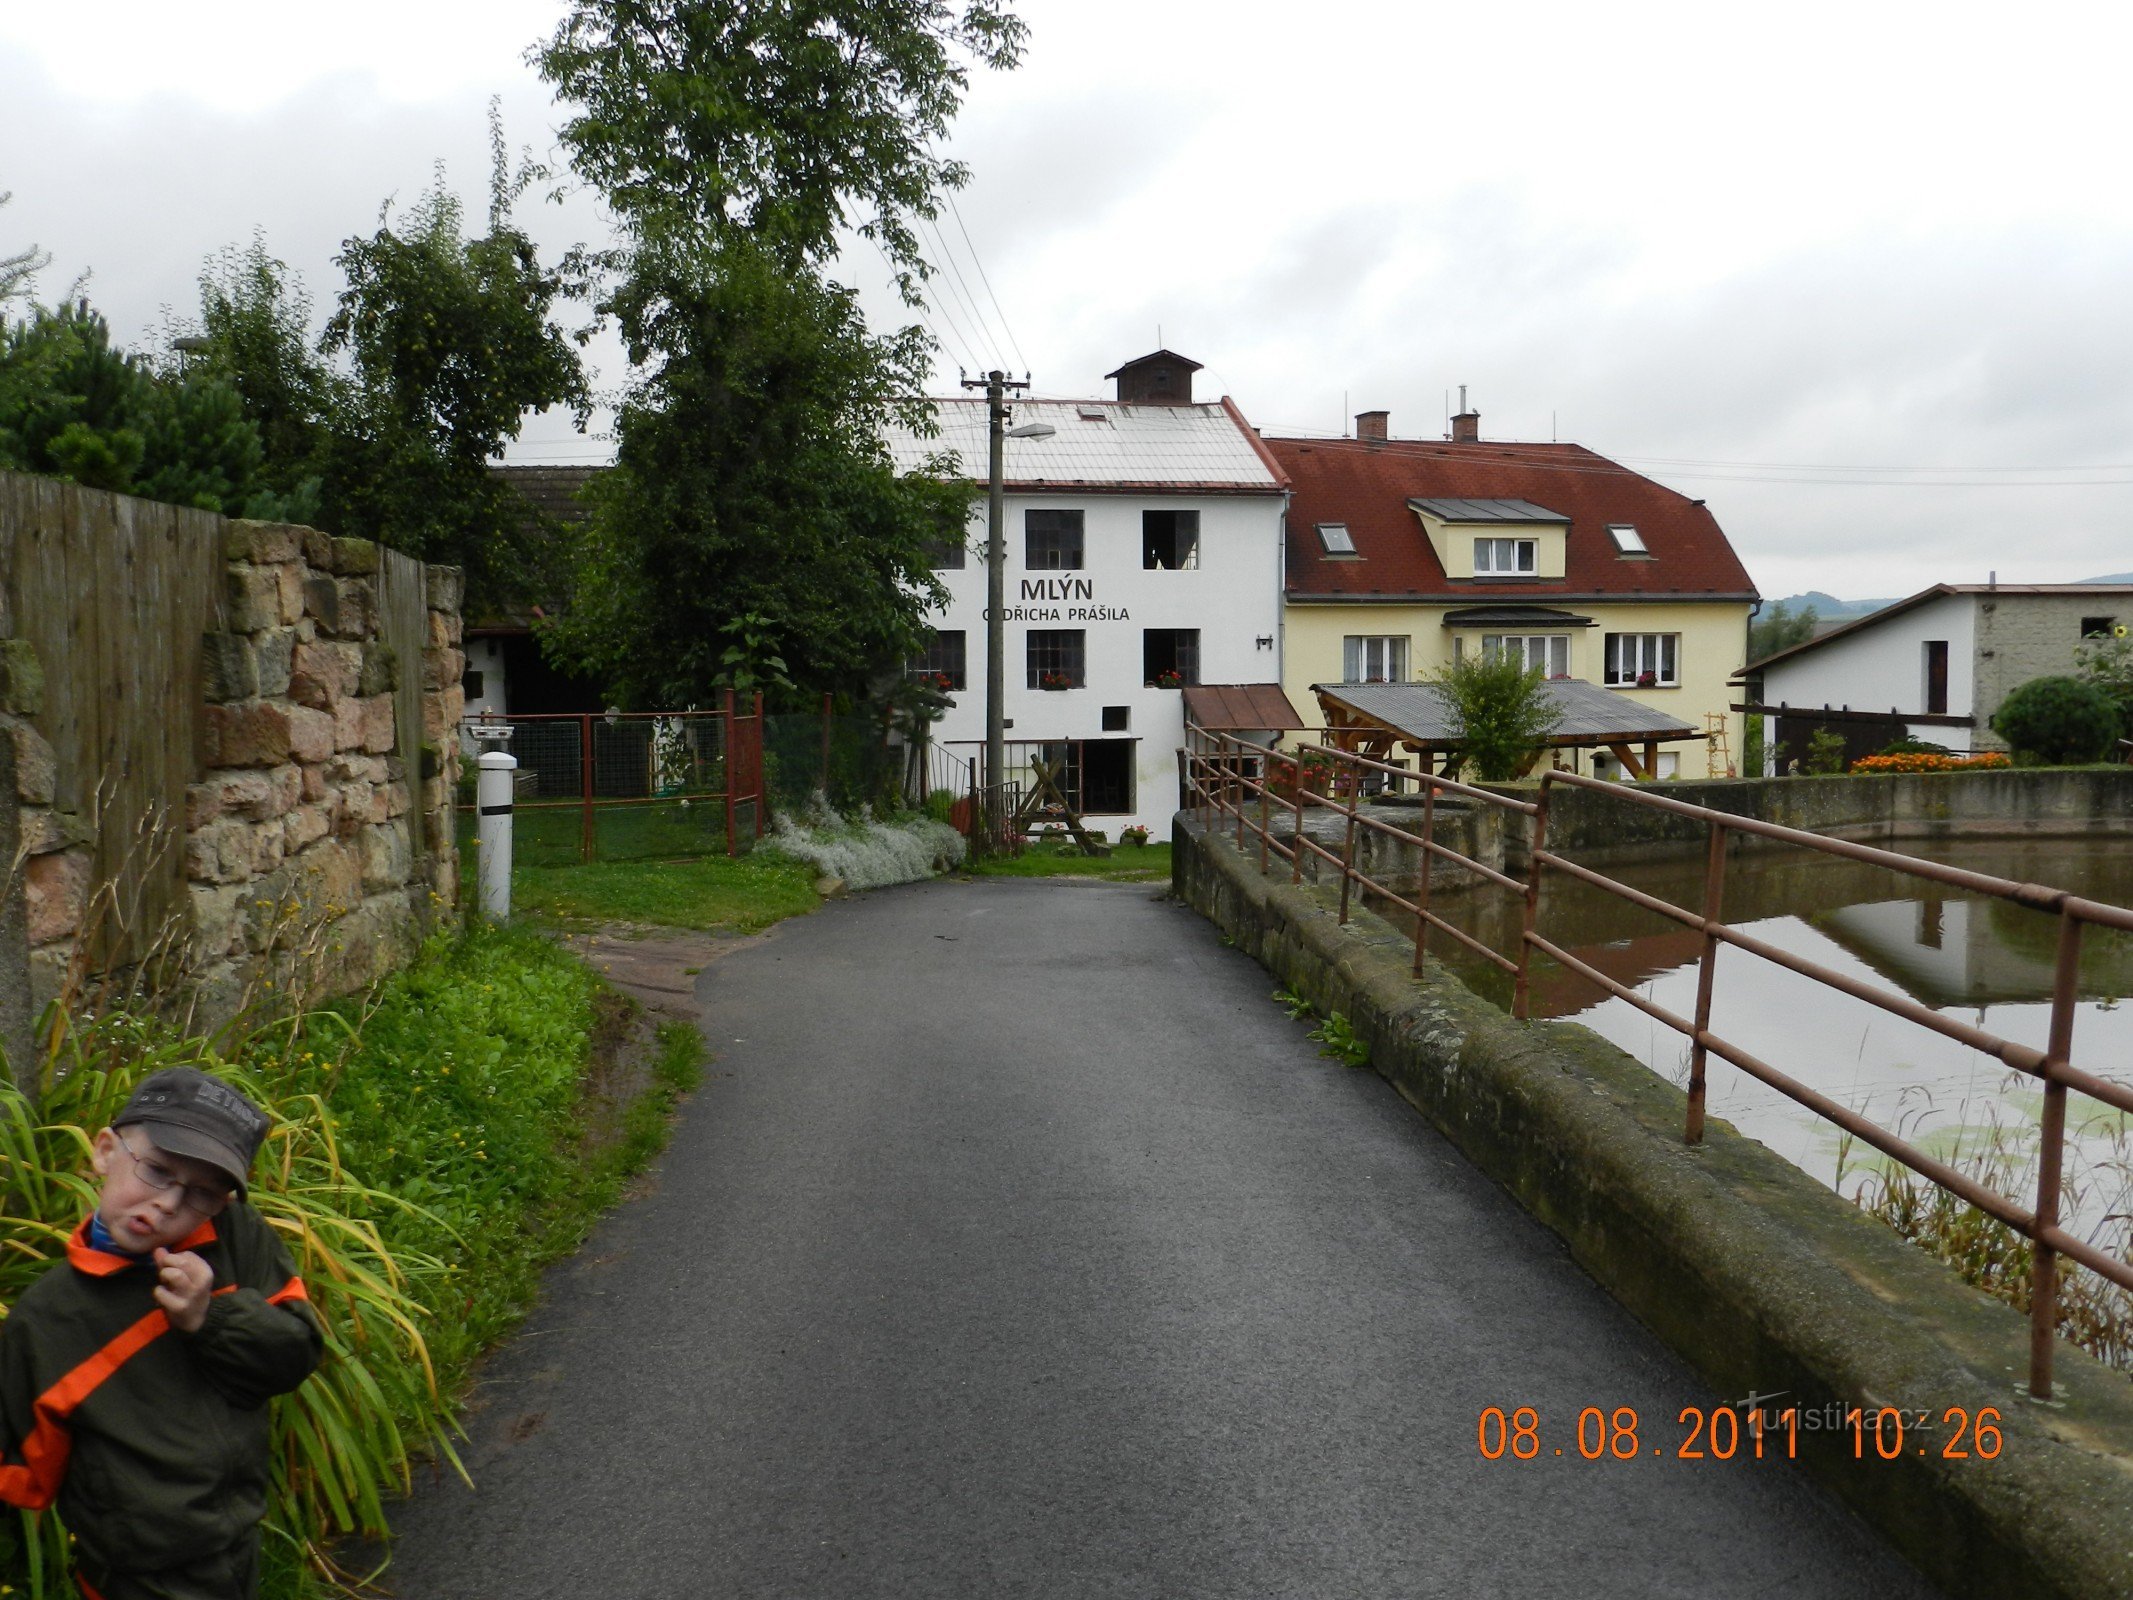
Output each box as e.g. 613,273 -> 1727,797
1758,593 -> 1979,761
923,491 -> 1288,841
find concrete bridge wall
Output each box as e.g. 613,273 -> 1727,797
1172,812 -> 2133,1600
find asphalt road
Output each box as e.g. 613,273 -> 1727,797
382,879 -> 1940,1600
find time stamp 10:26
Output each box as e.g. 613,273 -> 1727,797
1477,1405 -> 2005,1463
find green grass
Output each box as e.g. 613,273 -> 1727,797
512,852 -> 822,933
963,841 -> 1173,881
459,800 -> 745,870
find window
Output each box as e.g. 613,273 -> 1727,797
1607,524 -> 1647,555
1142,509 -> 1200,570
1026,629 -> 1085,689
1143,628 -> 1200,686
463,669 -> 484,700
1317,522 -> 1357,556
1475,537 -> 1537,575
1037,739 -> 1136,815
911,629 -> 967,691
1342,635 -> 1409,682
1484,633 -> 1570,678
2082,615 -> 2116,638
1102,705 -> 1131,732
925,534 -> 968,571
1603,632 -> 1679,687
1923,639 -> 1949,715
1025,509 -> 1084,570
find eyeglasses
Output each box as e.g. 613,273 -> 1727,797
115,1134 -> 233,1218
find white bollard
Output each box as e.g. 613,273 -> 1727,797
477,751 -> 517,919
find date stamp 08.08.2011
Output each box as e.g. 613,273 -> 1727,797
1476,1398 -> 2005,1464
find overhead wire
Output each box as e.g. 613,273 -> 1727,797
943,190 -> 1028,373
918,211 -> 1008,370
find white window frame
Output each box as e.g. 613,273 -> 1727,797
1342,635 -> 1409,683
1603,632 -> 1680,687
1317,522 -> 1357,556
1474,537 -> 1537,575
1483,633 -> 1569,677
1606,523 -> 1647,555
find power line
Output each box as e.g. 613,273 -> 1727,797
942,190 -> 1028,372
919,210 -> 1008,370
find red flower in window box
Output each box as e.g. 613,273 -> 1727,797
1038,671 -> 1076,690
1636,670 -> 1659,688
1151,670 -> 1185,689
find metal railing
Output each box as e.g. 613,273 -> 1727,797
1183,723 -> 2133,1400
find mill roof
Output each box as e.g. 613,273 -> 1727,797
883,397 -> 1287,495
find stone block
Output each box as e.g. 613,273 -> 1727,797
330,536 -> 380,577
200,634 -> 258,703
185,779 -> 225,831
360,824 -> 413,894
333,698 -> 365,753
275,562 -> 305,626
7,716 -> 57,805
0,639 -> 43,717
301,528 -> 335,569
202,701 -> 291,769
184,818 -> 259,885
26,848 -> 90,946
292,640 -> 358,705
333,579 -> 376,639
254,629 -> 296,699
424,647 -> 466,692
22,807 -> 91,856
285,706 -> 336,765
189,883 -> 249,961
283,801 -> 334,854
358,642 -> 399,697
383,778 -> 410,819
223,522 -> 300,565
303,576 -> 339,634
423,686 -> 465,744
300,763 -> 328,802
425,565 -> 464,613
359,694 -> 398,755
225,565 -> 281,633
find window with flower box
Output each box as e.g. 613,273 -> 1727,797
910,629 -> 966,691
1027,629 -> 1085,689
1142,628 -> 1199,687
1603,632 -> 1679,687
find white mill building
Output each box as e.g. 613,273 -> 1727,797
884,351 -> 1297,842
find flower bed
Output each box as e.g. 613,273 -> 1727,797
1848,751 -> 2012,775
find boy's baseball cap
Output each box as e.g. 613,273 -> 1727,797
111,1067 -> 270,1199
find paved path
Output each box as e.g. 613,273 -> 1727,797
384,879 -> 1938,1599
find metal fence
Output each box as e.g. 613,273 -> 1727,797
461,695 -> 765,866
1184,721 -> 2133,1400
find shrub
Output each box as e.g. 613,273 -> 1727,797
1803,728 -> 1848,775
1877,737 -> 1950,757
1429,653 -> 1562,781
1989,675 -> 2121,764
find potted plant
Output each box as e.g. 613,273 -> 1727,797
1151,669 -> 1185,690
1636,669 -> 1659,688
1120,824 -> 1151,847
1039,671 -> 1075,691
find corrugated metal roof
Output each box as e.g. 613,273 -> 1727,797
882,399 -> 1284,491
1407,496 -> 1570,524
1182,683 -> 1306,731
1314,679 -> 1700,743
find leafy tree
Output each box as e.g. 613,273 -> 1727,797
542,238 -> 970,704
1431,651 -> 1563,781
317,146 -> 589,609
1749,599 -> 1818,662
1,191 -> 49,307
1990,675 -> 2121,764
2075,628 -> 2133,735
533,0 -> 1022,707
194,233 -> 338,520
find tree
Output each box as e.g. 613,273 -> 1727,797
2075,628 -> 2133,736
317,144 -> 589,610
194,233 -> 338,521
1431,651 -> 1564,781
541,237 -> 970,704
1990,675 -> 2120,764
534,1 -> 1023,707
1749,600 -> 1818,663
1,192 -> 49,307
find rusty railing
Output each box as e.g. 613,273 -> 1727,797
1183,722 -> 2133,1400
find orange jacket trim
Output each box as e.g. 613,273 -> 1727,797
0,1308 -> 171,1510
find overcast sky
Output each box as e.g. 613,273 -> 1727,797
5,0 -> 2131,600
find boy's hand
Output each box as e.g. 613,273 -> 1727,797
151,1248 -> 215,1334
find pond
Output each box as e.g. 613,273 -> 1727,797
1422,834 -> 2133,1233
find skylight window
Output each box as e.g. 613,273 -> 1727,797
1317,522 -> 1357,556
1607,523 -> 1648,555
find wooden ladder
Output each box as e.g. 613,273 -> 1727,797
1704,712 -> 1735,778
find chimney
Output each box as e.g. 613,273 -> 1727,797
1355,409 -> 1389,442
1451,408 -> 1480,443
1105,349 -> 1203,405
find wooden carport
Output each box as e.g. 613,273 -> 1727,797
1312,679 -> 1706,781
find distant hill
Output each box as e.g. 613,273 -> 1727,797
2081,572 -> 2133,585
1766,591 -> 1899,621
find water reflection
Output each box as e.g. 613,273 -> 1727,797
1424,837 -> 2133,1221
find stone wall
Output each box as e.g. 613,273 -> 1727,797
4,513 -> 463,1026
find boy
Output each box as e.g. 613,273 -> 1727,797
0,1067 -> 324,1600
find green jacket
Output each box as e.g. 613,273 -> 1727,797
0,1204 -> 323,1574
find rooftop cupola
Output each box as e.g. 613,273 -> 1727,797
1105,348 -> 1202,405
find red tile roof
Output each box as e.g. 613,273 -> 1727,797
1269,437 -> 1757,603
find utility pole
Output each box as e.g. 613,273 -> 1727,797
961,369 -> 1031,805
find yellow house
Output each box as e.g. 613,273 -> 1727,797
1265,408 -> 1759,778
